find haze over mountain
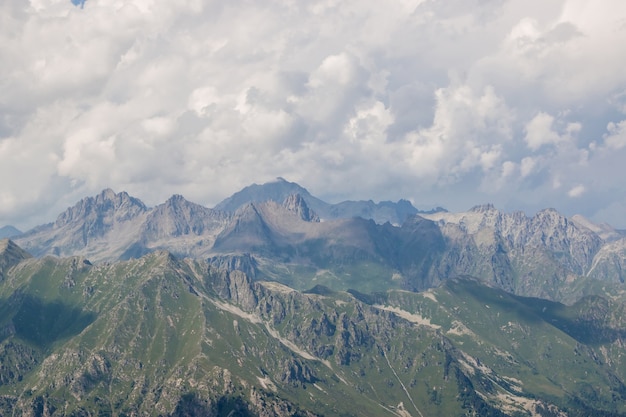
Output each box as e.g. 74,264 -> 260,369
4,1 -> 626,414
0,226 -> 22,239
8,179 -> 626,304
214,177 -> 438,225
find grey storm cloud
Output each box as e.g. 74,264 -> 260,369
1,0 -> 626,229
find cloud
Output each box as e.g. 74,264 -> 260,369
603,120 -> 626,150
403,84 -> 513,180
523,112 -> 581,151
2,0 -> 626,229
568,184 -> 586,198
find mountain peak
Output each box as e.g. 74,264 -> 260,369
469,203 -> 497,213
533,208 -> 567,225
0,239 -> 31,279
0,238 -> 25,256
282,193 -> 320,222
98,188 -> 117,200
0,225 -> 22,239
165,194 -> 190,205
214,178 -> 322,213
55,189 -> 147,228
93,188 -> 136,207
142,194 -> 224,241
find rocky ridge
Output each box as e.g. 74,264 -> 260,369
1,244 -> 626,416
214,177 -> 431,225
8,180 -> 626,303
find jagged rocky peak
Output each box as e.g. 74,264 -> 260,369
143,194 -> 228,240
160,193 -> 228,217
221,203 -> 266,234
94,188 -> 145,211
469,203 -> 497,213
207,253 -> 258,278
534,207 -> 563,218
0,239 -> 31,279
165,193 -> 187,205
159,193 -> 203,216
159,193 -> 220,216
233,202 -> 260,218
394,198 -> 419,214
419,205 -> 448,215
0,239 -> 30,260
532,207 -> 570,229
282,193 -> 320,222
55,188 -> 147,227
527,208 -> 603,255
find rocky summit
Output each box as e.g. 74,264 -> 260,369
12,179 -> 626,303
2,179 -> 626,416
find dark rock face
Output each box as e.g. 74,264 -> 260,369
0,239 -> 31,281
212,203 -> 275,253
207,253 -> 258,279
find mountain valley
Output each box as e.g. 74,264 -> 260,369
1,179 -> 626,416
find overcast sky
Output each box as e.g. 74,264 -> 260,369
2,0 -> 626,230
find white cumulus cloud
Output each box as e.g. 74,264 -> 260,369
1,0 -> 626,229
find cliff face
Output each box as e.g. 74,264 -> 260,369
421,206 -> 607,301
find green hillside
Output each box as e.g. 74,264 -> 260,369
0,245 -> 625,416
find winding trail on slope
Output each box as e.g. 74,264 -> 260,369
383,350 -> 424,417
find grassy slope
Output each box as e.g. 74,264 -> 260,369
1,251 -> 625,416
0,254 -> 469,416
381,278 -> 626,415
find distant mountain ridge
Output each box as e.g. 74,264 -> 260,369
215,177 -> 442,225
3,179 -> 626,416
0,225 -> 22,239
10,179 -> 626,303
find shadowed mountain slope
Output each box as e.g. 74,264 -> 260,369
1,245 -> 626,416
10,182 -> 626,303
214,177 -> 429,225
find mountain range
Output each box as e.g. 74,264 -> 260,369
2,178 -> 626,416
7,178 -> 626,303
0,225 -> 22,239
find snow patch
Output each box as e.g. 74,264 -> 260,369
373,305 -> 440,329
446,320 -> 476,337
420,290 -> 438,303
